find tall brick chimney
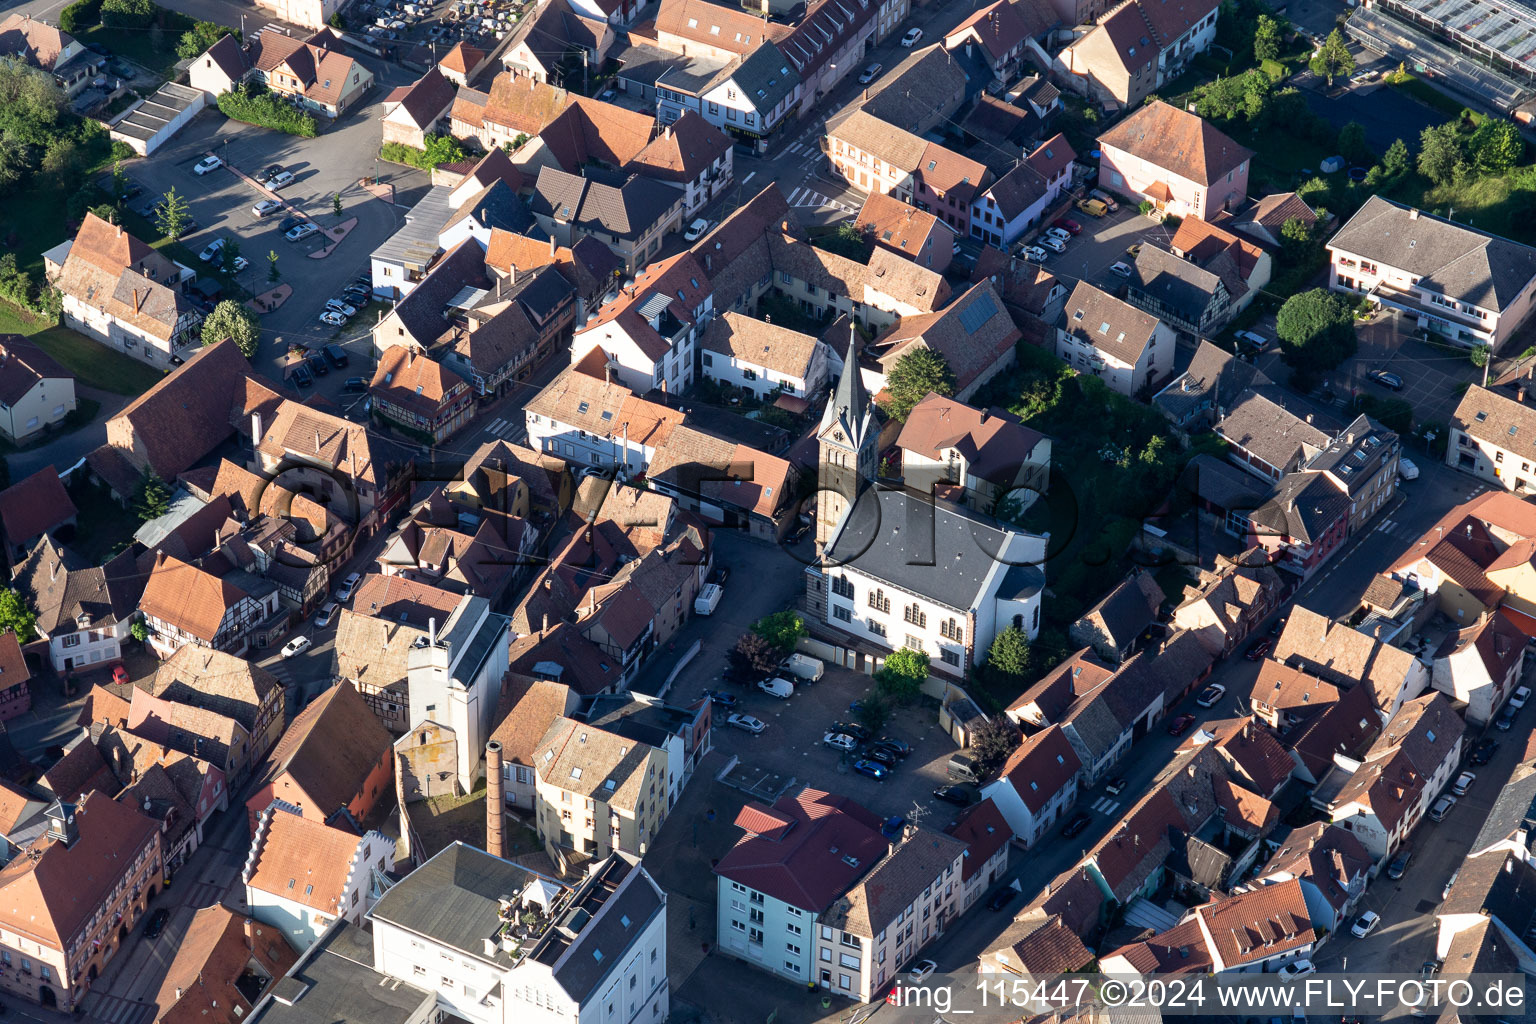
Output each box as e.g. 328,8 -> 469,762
485,741 -> 504,858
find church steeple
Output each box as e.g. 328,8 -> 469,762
815,324 -> 878,555
819,323 -> 873,452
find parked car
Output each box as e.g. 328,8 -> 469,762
1246,638 -> 1272,661
1052,217 -> 1082,235
1367,369 -> 1404,391
1278,959 -> 1316,981
1399,456 -> 1420,481
192,155 -> 223,175
230,256 -> 248,272
307,351 -> 329,376
908,959 -> 936,982
1497,703 -> 1518,730
198,237 -> 226,262
726,713 -> 766,734
1089,188 -> 1119,211
824,732 -> 859,752
325,298 -> 358,317
1350,911 -> 1381,938
1109,261 -> 1132,277
1511,686 -> 1531,709
683,217 -> 711,241
1428,794 -> 1456,821
268,170 -> 296,189
1104,777 -> 1128,795
252,199 -> 283,218
858,62 -> 882,84
1386,849 -> 1412,879
870,738 -> 910,759
286,223 -> 318,242
900,27 -> 922,46
703,689 -> 737,708
281,635 -> 311,658
1196,683 -> 1226,708
1023,245 -> 1049,262
880,816 -> 906,840
781,653 -> 824,682
1041,235 -> 1067,253
342,376 -> 369,393
852,759 -> 888,780
290,363 -> 313,388
279,215 -> 304,233
1166,713 -> 1196,735
1045,227 -> 1071,243
932,784 -> 971,806
1076,197 -> 1108,216
314,601 -> 339,628
1235,329 -> 1271,351
985,888 -> 1016,911
319,311 -> 347,328
258,164 -> 284,184
324,343 -> 350,368
1451,771 -> 1476,795
110,662 -> 130,686
1060,812 -> 1092,838
1442,869 -> 1460,900
865,747 -> 900,767
757,677 -> 795,699
143,908 -> 170,939
830,721 -> 870,742
1470,738 -> 1499,764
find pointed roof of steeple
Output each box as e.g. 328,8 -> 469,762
820,323 -> 874,450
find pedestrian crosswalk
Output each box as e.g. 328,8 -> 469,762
1089,796 -> 1121,815
1373,517 -> 1412,538
82,992 -> 157,1024
247,21 -> 292,40
787,185 -> 860,216
481,416 -> 524,443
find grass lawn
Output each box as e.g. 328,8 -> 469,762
1387,75 -> 1466,119
78,11 -> 195,80
1233,123 -> 1337,193
0,184 -> 84,279
0,302 -> 165,395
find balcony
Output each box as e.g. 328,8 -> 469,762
1369,283 -> 1492,341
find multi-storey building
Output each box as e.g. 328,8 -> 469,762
532,716 -> 671,863
406,595 -> 511,792
138,552 -> 282,659
1096,101 -> 1251,222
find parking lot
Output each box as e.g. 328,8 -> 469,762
354,0 -> 531,62
1019,201 -> 1183,298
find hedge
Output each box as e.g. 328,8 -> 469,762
217,90 -> 318,137
59,0 -> 102,32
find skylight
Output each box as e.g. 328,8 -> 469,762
571,766 -> 583,779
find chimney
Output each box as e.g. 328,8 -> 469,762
251,412 -> 263,446
485,741 -> 505,858
550,235 -> 558,257
244,917 -> 256,944
429,617 -> 437,646
1409,208 -> 1420,220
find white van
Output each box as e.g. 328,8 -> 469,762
1399,456 -> 1419,481
694,583 -> 723,615
757,677 -> 795,699
781,652 -> 824,682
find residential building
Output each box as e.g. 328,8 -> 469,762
1056,280 -> 1176,396
943,0 -> 1050,89
1061,0 -> 1220,109
1215,389 -> 1331,483
330,584 -> 446,733
968,157 -> 1051,250
1252,822 -> 1371,932
652,0 -> 786,60
1069,570 -> 1164,664
700,311 -> 828,400
582,691 -> 710,810
981,725 -> 1082,846
569,252 -> 712,394
1103,879 -> 1312,975
1329,195 -> 1536,350
1166,216 -> 1272,318
1323,692 -> 1464,859
1153,339 -> 1271,435
1436,849 -> 1536,975
13,538 -> 140,672
1222,191 -> 1321,249
781,0 -> 878,112
501,0 -> 615,82
255,400 -> 411,529
153,905 -> 300,1024
0,14 -> 95,95
151,644 -> 286,761
825,110 -> 993,236
252,0 -> 343,30
943,799 -> 1012,910
245,681 -> 395,833
0,633 -> 28,723
489,680 -> 578,813
1431,611 -> 1525,726
1125,243 -> 1238,335
246,29 -> 374,117
1170,555 -> 1285,658
1448,381 -> 1536,490
368,843 -> 668,1024
0,467 -> 75,566
626,112 -> 734,215
532,715 -> 671,863
47,213 -> 201,368
371,347 -> 476,443
655,42 -> 802,148
139,552 -> 282,659
1246,472 -> 1352,580
981,917 -> 1094,978
243,801 -> 395,947
381,68 -> 456,149
528,165 -> 684,272
0,335 -> 74,443
855,193 -> 955,273
1096,101 -> 1251,221
894,392 -> 1051,514
405,595 -> 511,792
438,41 -> 490,86
0,793 -> 162,1013
859,45 -> 967,137
872,280 -> 1020,402
450,73 -> 575,152
1272,605 -> 1428,715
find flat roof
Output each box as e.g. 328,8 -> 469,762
372,185 -> 454,271
249,922 -> 435,1024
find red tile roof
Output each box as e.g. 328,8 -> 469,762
714,788 -> 886,912
0,466 -> 74,549
1195,877 -> 1311,968
1097,100 -> 1253,187
944,797 -> 1010,881
997,725 -> 1080,814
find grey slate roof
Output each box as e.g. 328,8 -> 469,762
1060,280 -> 1161,366
1179,453 -> 1269,513
1153,339 -> 1271,427
982,160 -> 1048,220
1130,244 -> 1224,323
727,41 -> 800,116
1215,387 -> 1333,475
532,853 -> 666,1003
442,179 -> 534,236
531,166 -> 679,239
249,923 -> 435,1024
861,44 -> 969,129
825,487 -> 1029,613
1329,195 -> 1536,312
1304,414 -> 1397,496
1249,471 -> 1349,544
1469,764 -> 1536,856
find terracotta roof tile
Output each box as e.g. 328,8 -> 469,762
489,678 -> 574,766
247,805 -> 368,913
139,552 -> 250,643
251,681 -> 393,820
154,905 -> 298,1024
1195,877 -> 1311,967
1098,100 -> 1253,186
0,466 -> 75,549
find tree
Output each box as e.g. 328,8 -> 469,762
1253,13 -> 1282,62
156,186 -> 191,239
327,9 -> 344,27
969,718 -> 1019,778
752,610 -> 807,653
1277,288 -> 1357,372
0,588 -> 35,644
1337,122 -> 1371,166
421,133 -> 466,167
201,299 -> 260,357
1470,118 -> 1523,173
332,192 -> 343,217
221,237 -> 242,277
1380,137 -> 1410,182
130,620 -> 148,644
1279,215 -> 1322,271
876,647 -> 929,704
882,347 -> 956,421
101,0 -> 155,29
110,160 -> 128,203
1470,344 -> 1491,368
1418,123 -> 1463,186
134,470 -> 171,523
267,249 -> 280,283
987,626 -> 1030,680
1309,28 -> 1355,85
853,693 -> 892,736
176,19 -> 233,59
1193,69 -> 1272,125
0,60 -> 65,147
88,202 -> 119,222
727,631 -> 780,681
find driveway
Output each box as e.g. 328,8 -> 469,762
1029,203 -> 1181,297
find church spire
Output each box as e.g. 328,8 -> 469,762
820,321 -> 873,450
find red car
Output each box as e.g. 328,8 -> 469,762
1052,217 -> 1083,235
1245,638 -> 1272,661
110,662 -> 130,686
1167,713 -> 1197,736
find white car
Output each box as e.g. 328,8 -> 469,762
901,27 -> 922,46
757,677 -> 794,699
1278,959 -> 1315,981
319,311 -> 347,328
1045,227 -> 1071,243
683,217 -> 711,241
1109,261 -> 1132,277
1398,456 -> 1420,480
334,571 -> 362,601
858,62 -> 882,84
1195,683 -> 1226,708
824,732 -> 858,751
1022,245 -> 1049,262
198,238 -> 226,262
1350,910 -> 1381,938
1235,329 -> 1271,351
1451,770 -> 1476,795
280,635 -> 311,658
726,713 -> 766,734
231,256 -> 249,272
1511,686 -> 1531,709
1041,235 -> 1067,253
252,199 -> 283,218
314,601 -> 339,628
908,959 -> 937,981
286,223 -> 318,242
268,170 -> 296,189
192,155 -> 223,175
325,298 -> 357,317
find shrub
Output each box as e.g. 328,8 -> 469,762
101,0 -> 155,29
217,86 -> 318,137
59,0 -> 103,32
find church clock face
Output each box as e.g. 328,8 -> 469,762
833,431 -> 844,443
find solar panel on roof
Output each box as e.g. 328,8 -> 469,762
959,292 -> 998,334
